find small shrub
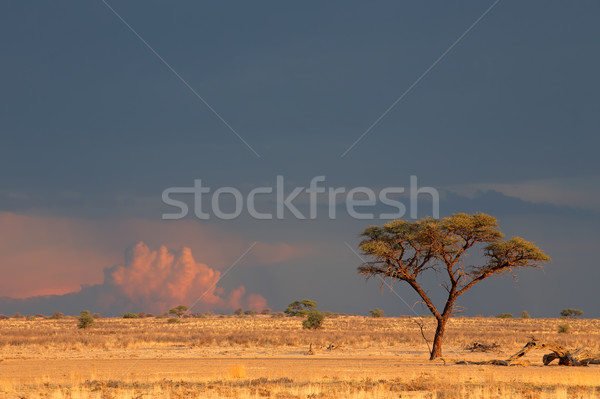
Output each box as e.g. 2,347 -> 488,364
558,324 -> 571,334
92,313 -> 101,319
12,312 -> 23,319
521,310 -> 531,319
234,308 -> 243,316
77,310 -> 95,329
0,314 -> 9,320
560,308 -> 583,318
496,313 -> 514,319
35,314 -> 47,319
146,313 -> 155,318
261,308 -> 272,315
122,313 -> 139,319
369,308 -> 385,318
271,312 -> 285,318
51,312 -> 64,319
26,315 -> 36,321
302,310 -> 325,330
169,305 -> 188,318
244,310 -> 256,316
167,317 -> 182,324
137,312 -> 147,318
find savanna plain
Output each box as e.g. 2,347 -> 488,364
1,315 -> 599,399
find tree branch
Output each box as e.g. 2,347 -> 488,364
406,278 -> 442,320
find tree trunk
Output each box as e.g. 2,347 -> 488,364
429,317 -> 447,360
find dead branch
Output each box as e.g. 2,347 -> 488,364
506,338 -> 540,362
465,342 -> 500,353
411,317 -> 432,356
306,343 -> 314,355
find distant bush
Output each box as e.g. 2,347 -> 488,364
169,305 -> 188,318
50,312 -> 64,320
261,308 -> 272,315
167,317 -> 182,324
369,308 -> 385,318
302,310 -> 325,330
496,313 -> 514,319
271,312 -> 285,318
234,308 -> 243,316
26,315 -> 36,321
244,310 -> 256,316
137,312 -> 147,318
285,300 -> 317,317
77,310 -> 95,329
558,324 -> 571,334
35,314 -> 47,319
521,311 -> 531,319
145,313 -> 155,318
92,313 -> 101,319
12,312 -> 23,319
122,313 -> 139,319
560,309 -> 583,318
0,314 -> 9,320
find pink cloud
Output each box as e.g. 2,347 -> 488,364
0,212 -> 309,299
227,286 -> 246,310
246,293 -> 267,312
108,242 -> 260,313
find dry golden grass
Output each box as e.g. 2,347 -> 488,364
0,316 -> 598,398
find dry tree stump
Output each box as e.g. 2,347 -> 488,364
542,344 -> 600,366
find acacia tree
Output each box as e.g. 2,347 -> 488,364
357,213 -> 550,360
285,299 -> 317,316
169,305 -> 188,318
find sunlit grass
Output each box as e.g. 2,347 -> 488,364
0,316 -> 598,398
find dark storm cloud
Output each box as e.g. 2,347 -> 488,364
0,1 -> 599,317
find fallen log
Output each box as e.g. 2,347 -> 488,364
456,359 -> 509,366
456,338 -> 600,367
465,342 -> 500,352
457,340 -> 539,366
581,359 -> 600,365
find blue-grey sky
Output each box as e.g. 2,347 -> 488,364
1,1 -> 599,317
